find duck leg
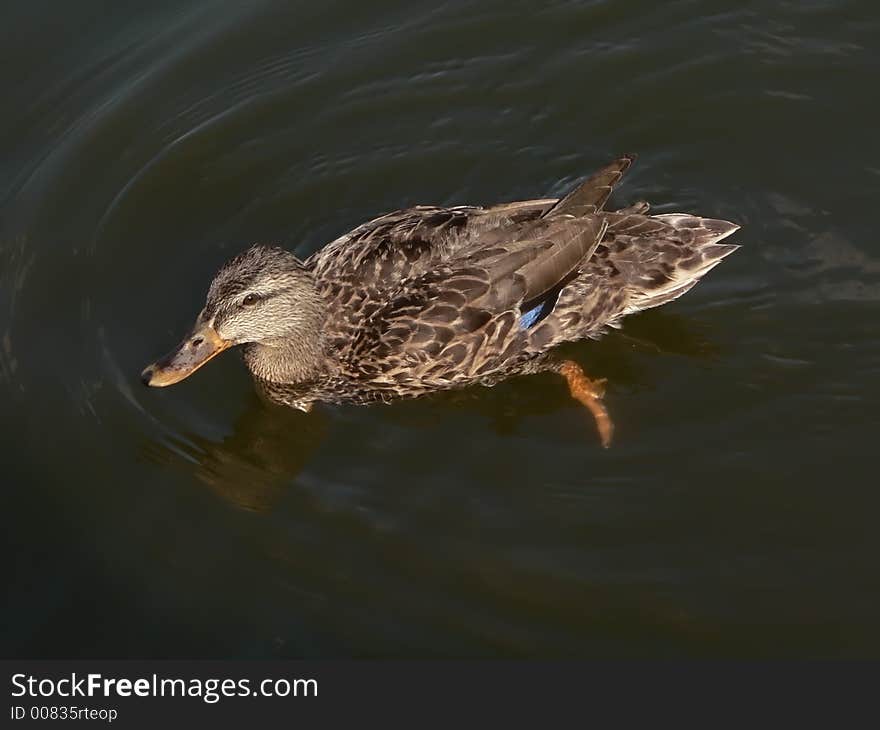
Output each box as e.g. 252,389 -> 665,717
556,360 -> 613,448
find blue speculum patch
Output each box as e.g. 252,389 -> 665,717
519,299 -> 554,329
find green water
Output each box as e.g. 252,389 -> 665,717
2,0 -> 879,657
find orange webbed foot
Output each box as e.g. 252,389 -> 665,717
558,360 -> 614,448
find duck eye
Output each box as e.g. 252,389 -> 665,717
242,293 -> 260,307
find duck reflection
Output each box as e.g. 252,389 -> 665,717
144,391 -> 325,511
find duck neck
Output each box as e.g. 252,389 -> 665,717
243,337 -> 327,385
242,298 -> 329,386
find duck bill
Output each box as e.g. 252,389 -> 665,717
141,320 -> 231,387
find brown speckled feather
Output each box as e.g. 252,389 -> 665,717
249,155 -> 738,408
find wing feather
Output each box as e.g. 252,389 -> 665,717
544,154 -> 636,218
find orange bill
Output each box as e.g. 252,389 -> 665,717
141,317 -> 231,387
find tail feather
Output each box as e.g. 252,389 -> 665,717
652,213 -> 740,244
628,278 -> 700,311
516,155 -> 741,352
619,214 -> 740,314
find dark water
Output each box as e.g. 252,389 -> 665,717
2,0 -> 879,658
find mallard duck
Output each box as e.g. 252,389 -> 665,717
142,155 -> 739,446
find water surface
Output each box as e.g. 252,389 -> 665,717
2,0 -> 879,657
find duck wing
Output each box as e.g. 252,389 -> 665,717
347,215 -> 608,384
308,154 -> 636,291
543,154 -> 636,217
307,201 -> 562,290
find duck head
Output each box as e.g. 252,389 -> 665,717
141,245 -> 324,387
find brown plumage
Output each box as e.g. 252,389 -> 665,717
142,154 -> 740,445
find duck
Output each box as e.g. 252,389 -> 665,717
141,154 -> 739,446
